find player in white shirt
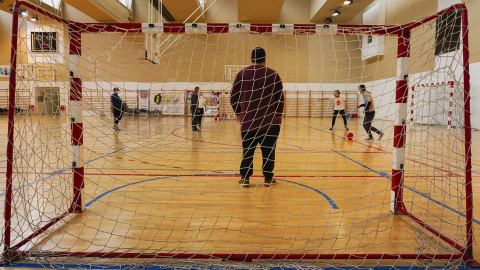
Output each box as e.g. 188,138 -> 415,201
319,90 -> 349,131
197,92 -> 206,130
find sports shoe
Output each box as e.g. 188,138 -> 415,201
238,179 -> 250,188
345,126 -> 349,131
365,137 -> 374,141
113,126 -> 120,131
378,132 -> 384,140
329,127 -> 333,130
264,178 -> 276,186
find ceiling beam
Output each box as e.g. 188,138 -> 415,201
63,0 -> 130,23
162,0 -> 205,23
238,0 -> 285,22
310,0 -> 328,21
310,0 -> 376,23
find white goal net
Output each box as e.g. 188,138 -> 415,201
2,2 -> 473,269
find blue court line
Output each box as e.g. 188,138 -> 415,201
0,148 -> 129,198
276,178 -> 338,209
85,175 -> 338,209
85,176 -> 176,207
284,143 -> 303,149
0,149 -> 56,164
0,168 -> 71,197
409,152 -> 480,175
3,263 -> 474,270
330,149 -> 391,179
330,149 -> 480,225
84,147 -> 128,164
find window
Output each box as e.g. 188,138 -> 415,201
435,9 -> 461,56
32,32 -> 57,53
41,0 -> 62,10
198,0 -> 207,10
118,0 -> 132,9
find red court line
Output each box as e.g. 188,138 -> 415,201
170,126 -> 384,153
171,122 -> 464,178
0,171 -> 474,178
299,122 -> 464,177
171,127 -> 237,147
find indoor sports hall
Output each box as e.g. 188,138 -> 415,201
0,0 -> 479,269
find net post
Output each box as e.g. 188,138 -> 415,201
68,28 -> 85,214
3,1 -> 21,258
460,5 -> 475,263
390,29 -> 410,215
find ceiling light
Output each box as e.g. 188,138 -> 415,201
30,15 -> 38,22
19,9 -> 28,17
332,9 -> 341,16
324,18 -> 332,24
344,0 -> 353,5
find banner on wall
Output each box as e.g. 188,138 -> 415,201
0,66 -> 11,77
139,90 -> 149,110
161,91 -> 185,115
205,106 -> 218,116
210,91 -> 220,106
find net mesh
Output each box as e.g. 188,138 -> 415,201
2,3 -> 471,269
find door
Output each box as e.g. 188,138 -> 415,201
36,87 -> 60,114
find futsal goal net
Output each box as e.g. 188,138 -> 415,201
2,1 -> 473,268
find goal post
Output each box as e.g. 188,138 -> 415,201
3,0 -> 474,267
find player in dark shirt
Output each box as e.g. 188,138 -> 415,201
110,87 -> 124,131
230,47 -> 285,188
190,86 -> 200,131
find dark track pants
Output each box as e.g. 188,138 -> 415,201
363,111 -> 381,138
240,126 -> 280,180
332,109 -> 347,127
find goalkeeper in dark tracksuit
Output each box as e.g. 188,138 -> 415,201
357,84 -> 384,141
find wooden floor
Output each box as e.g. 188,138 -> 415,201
0,113 -> 479,266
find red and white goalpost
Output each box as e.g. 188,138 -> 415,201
3,1 -> 473,268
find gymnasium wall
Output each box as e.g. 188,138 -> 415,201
79,33 -> 364,84
0,10 -> 13,68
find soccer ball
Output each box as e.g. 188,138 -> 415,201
346,132 -> 354,140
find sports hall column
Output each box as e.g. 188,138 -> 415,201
391,29 -> 410,214
68,28 -> 85,213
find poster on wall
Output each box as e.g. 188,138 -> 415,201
139,90 -> 149,110
0,66 -> 11,77
210,92 -> 220,106
161,92 -> 185,115
205,106 -> 219,116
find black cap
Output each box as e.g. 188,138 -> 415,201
358,84 -> 366,90
251,47 -> 266,63
334,90 -> 340,94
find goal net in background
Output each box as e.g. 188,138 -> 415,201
2,1 -> 472,268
